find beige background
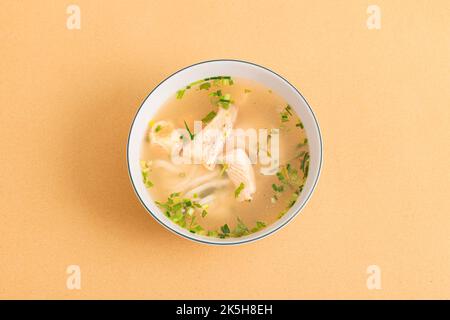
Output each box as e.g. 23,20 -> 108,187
0,0 -> 449,299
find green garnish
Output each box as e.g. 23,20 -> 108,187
251,221 -> 266,233
296,121 -> 304,129
210,90 -> 222,97
155,193 -> 207,233
276,171 -> 286,183
207,76 -> 231,80
140,160 -> 153,188
175,76 -> 233,99
221,224 -> 230,234
272,159 -> 309,219
233,218 -> 249,237
208,230 -> 219,237
278,209 -> 288,219
208,218 -> 268,238
285,105 -> 293,115
199,82 -> 211,90
280,105 -> 293,122
234,182 -> 245,198
271,160 -> 306,211
201,111 -> 217,125
219,163 -> 229,177
141,171 -> 153,188
210,90 -> 233,109
218,93 -> 232,109
287,192 -> 299,208
272,183 -> 284,193
300,152 -> 310,173
277,163 -> 304,188
244,88 -> 252,93
184,120 -> 195,140
297,138 -> 308,148
154,125 -> 162,133
176,89 -> 185,99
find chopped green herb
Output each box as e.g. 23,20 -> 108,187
278,209 -> 288,219
304,161 -> 310,179
300,152 -> 310,173
190,223 -> 204,234
285,105 -> 293,115
221,224 -> 230,234
287,192 -> 299,208
176,76 -> 233,99
140,160 -> 153,188
154,125 -> 162,133
296,151 -> 306,159
208,76 -> 231,80
206,218 -> 268,239
210,89 -> 232,109
233,218 -> 249,237
183,120 -> 195,140
280,105 -> 293,123
272,183 -> 284,193
142,171 -> 153,188
155,193 -> 206,231
251,221 -> 266,233
219,163 -> 229,177
207,230 -> 219,237
210,90 -> 222,97
176,89 -> 185,99
218,93 -> 232,109
201,111 -> 217,125
235,182 -> 245,198
244,88 -> 252,93
296,121 -> 304,129
276,171 -> 286,183
297,138 -> 308,148
199,82 -> 211,90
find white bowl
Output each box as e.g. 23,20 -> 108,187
127,60 -> 323,245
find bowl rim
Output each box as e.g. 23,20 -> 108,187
126,59 -> 323,245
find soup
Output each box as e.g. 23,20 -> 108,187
140,76 -> 309,238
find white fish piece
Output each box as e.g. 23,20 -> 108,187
149,121 -> 182,154
225,148 -> 256,202
185,105 -> 238,170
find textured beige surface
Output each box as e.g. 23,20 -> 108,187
0,0 -> 449,299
